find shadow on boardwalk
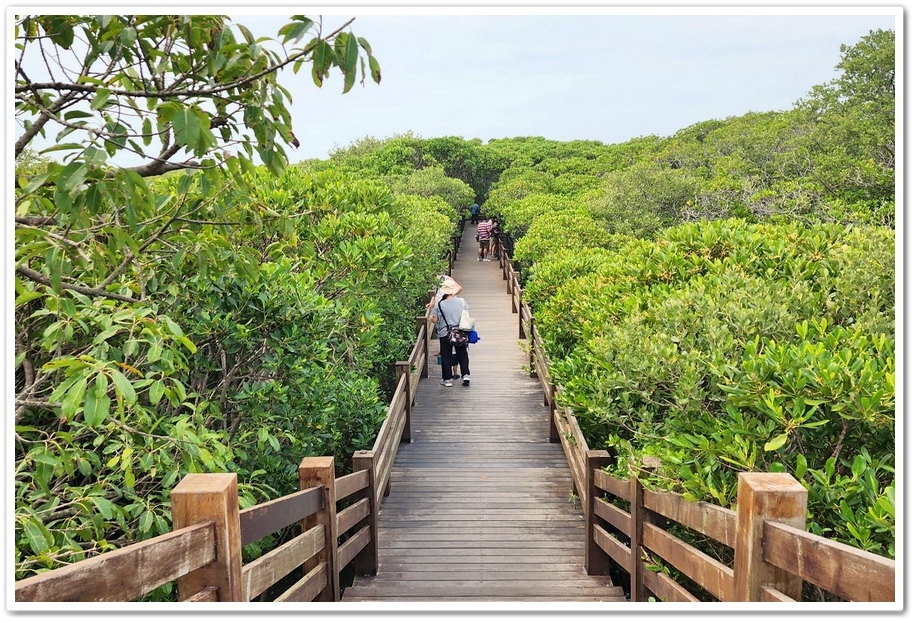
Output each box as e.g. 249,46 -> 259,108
343,222 -> 626,602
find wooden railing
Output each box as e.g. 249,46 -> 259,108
13,255 -> 450,604
496,239 -> 896,603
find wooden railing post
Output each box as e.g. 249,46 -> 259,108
528,317 -> 536,378
415,316 -> 429,379
585,449 -> 613,575
548,404 -> 560,444
629,457 -> 659,602
299,457 -> 340,601
171,473 -> 244,601
394,361 -> 412,442
732,472 -> 807,601
351,450 -> 379,576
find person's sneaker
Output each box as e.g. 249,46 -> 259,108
477,257 -> 482,261
440,379 -> 452,387
452,373 -> 460,379
483,258 -> 491,261
462,374 -> 470,386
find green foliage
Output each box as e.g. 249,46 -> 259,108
481,168 -> 556,218
582,161 -> 701,237
535,219 -> 895,557
422,136 -> 511,202
328,132 -> 432,175
522,246 -> 620,312
12,13 -> 432,583
496,193 -> 580,239
13,20 -> 897,586
793,29 -> 895,224
512,208 -> 617,273
15,15 -> 380,176
383,165 -> 474,218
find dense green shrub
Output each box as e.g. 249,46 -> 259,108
14,160 -> 457,579
495,192 -> 581,239
536,219 -> 894,558
512,208 -> 616,270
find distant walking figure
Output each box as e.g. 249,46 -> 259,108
476,219 -> 492,261
470,203 -> 480,224
430,281 -> 472,387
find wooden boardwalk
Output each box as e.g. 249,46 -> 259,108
343,222 -> 626,602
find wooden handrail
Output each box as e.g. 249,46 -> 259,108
14,521 -> 218,602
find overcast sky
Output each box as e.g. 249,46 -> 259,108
227,4 -> 899,161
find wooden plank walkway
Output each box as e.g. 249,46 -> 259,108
343,222 -> 626,602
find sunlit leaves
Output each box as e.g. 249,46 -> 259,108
157,103 -> 215,156
310,38 -> 334,87
278,16 -> 314,43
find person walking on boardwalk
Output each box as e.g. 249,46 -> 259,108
469,202 -> 480,224
476,218 -> 492,261
488,217 -> 503,259
426,275 -> 463,379
430,281 -> 472,387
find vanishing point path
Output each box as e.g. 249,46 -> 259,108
343,222 -> 626,602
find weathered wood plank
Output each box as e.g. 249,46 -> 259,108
643,522 -> 734,601
338,526 -> 371,571
238,486 -> 322,547
14,522 -> 215,602
595,467 -> 629,499
593,523 -> 630,571
644,569 -> 700,602
241,524 -> 324,601
275,561 -> 327,602
335,469 -> 369,502
643,486 -> 737,549
336,497 -> 369,536
762,519 -> 895,602
594,496 -> 631,536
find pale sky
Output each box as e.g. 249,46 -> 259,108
227,5 -> 899,161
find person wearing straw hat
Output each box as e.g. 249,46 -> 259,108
426,275 -> 463,378
426,275 -> 462,309
430,280 -> 473,387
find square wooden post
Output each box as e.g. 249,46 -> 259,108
171,473 -> 243,601
299,457 -> 340,601
351,450 -> 379,576
629,457 -> 659,602
545,378 -> 560,442
585,449 -> 613,575
394,361 -> 412,442
415,316 -> 429,379
528,318 -> 537,378
732,472 -> 807,601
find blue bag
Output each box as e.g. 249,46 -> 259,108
467,330 -> 480,344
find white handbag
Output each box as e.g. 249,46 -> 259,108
459,308 -> 475,331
